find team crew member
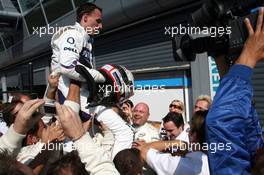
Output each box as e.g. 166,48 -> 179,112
132,103 -> 160,143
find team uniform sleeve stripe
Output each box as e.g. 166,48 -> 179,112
60,60 -> 78,69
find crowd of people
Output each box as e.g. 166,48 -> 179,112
0,2 -> 264,175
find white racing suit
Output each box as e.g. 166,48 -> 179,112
50,22 -> 133,159
51,22 -> 105,106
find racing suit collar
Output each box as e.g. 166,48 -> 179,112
74,22 -> 94,42
74,22 -> 87,35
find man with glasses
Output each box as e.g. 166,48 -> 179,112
50,2 -> 105,114
160,99 -> 187,140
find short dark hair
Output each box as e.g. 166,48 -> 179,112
0,150 -> 26,175
115,105 -> 130,123
76,2 -> 102,22
113,148 -> 143,175
162,112 -> 184,128
1,102 -> 19,127
124,100 -> 134,108
46,151 -> 89,175
1,94 -> 30,127
190,110 -> 208,145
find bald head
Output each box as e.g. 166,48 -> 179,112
132,102 -> 150,126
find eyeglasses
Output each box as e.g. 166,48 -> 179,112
169,104 -> 182,110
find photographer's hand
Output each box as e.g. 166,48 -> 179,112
41,122 -> 65,143
237,7 -> 264,68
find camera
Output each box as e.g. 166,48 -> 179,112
173,0 -> 264,64
40,100 -> 56,115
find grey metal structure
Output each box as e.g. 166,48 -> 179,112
190,53 -> 211,105
0,0 -> 202,70
0,0 -> 200,88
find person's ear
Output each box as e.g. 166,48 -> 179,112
83,14 -> 88,23
180,126 -> 183,132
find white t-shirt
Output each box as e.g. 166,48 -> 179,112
176,130 -> 189,143
160,122 -> 190,141
146,148 -> 210,175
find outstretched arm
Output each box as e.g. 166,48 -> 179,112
133,140 -> 187,160
206,7 -> 264,175
55,103 -> 119,175
0,99 -> 45,154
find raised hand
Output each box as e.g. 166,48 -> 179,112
13,99 -> 45,135
237,7 -> 264,68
